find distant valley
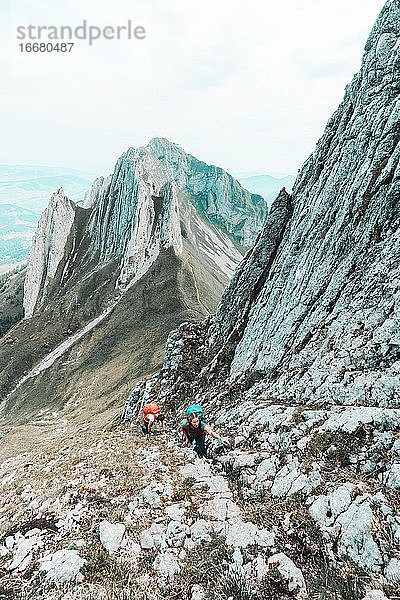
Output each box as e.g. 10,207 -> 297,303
239,173 -> 295,207
0,165 -> 95,265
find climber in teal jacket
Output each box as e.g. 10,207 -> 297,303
181,405 -> 229,457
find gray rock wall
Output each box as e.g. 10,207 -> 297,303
210,0 -> 400,406
147,137 -> 267,246
23,189 -> 76,318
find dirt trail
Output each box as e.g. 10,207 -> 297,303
188,264 -> 211,315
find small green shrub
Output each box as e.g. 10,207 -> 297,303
81,542 -> 133,586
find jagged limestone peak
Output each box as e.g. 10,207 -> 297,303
146,137 -> 268,246
23,188 -> 76,318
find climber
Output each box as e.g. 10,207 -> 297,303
181,405 -> 230,458
141,402 -> 165,434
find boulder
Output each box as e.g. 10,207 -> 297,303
40,549 -> 85,584
165,503 -> 185,521
225,521 -> 258,547
386,462 -> 400,489
191,584 -> 205,600
310,487 -> 383,572
165,520 -> 189,547
384,557 -> 400,583
256,457 -> 279,482
267,553 -> 307,598
231,547 -> 243,571
206,475 -> 230,494
256,528 -> 275,548
190,520 -> 211,544
362,591 -> 388,600
140,484 -> 162,508
149,521 -> 167,549
253,554 -> 268,579
271,460 -> 320,498
202,497 -> 241,521
153,551 -> 180,579
180,459 -> 212,481
232,452 -> 257,469
7,537 -> 37,572
140,530 -> 154,550
99,520 -> 125,554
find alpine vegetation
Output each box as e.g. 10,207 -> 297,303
0,2 -> 399,599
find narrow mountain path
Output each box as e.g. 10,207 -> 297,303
188,264 -> 211,315
5,302 -> 120,399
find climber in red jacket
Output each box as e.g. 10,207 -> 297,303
141,402 -> 165,434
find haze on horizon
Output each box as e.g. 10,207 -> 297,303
1,0 -> 385,180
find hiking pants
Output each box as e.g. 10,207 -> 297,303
191,434 -> 206,458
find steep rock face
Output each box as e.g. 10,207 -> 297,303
209,0 -> 400,405
124,0 -> 400,414
82,175 -> 111,209
147,137 -> 267,246
23,189 -> 76,318
22,140 -> 258,320
87,147 -> 183,288
123,1 -> 400,584
209,189 -> 293,353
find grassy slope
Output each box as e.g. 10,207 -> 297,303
0,249 -> 210,431
0,268 -> 25,337
0,258 -> 120,400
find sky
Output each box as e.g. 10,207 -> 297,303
1,0 -> 386,179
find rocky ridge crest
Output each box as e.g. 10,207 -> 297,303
22,139 -> 266,320
123,0 -> 400,591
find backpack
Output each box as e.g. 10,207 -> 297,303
186,404 -> 205,421
143,402 -> 160,417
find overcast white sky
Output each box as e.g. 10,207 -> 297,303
1,0 -> 385,178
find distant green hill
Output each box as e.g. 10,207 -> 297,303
0,165 -> 96,211
239,173 -> 295,207
0,204 -> 41,265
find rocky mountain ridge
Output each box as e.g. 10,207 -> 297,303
23,139 -> 266,320
122,0 -> 400,594
0,139 -> 265,426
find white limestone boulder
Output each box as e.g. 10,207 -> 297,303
267,553 -> 307,598
153,551 -> 180,579
40,549 -> 85,584
385,557 -> 400,583
165,503 -> 185,521
99,520 -> 125,554
225,520 -> 258,547
362,591 -> 389,600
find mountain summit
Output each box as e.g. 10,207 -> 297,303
23,138 -> 266,319
0,139 -> 267,424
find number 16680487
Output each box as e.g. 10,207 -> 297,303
19,42 -> 74,52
